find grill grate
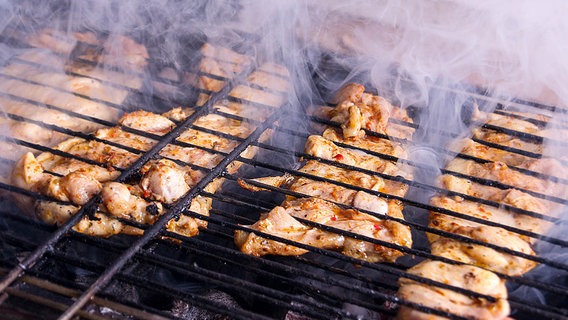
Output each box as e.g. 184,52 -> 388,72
0,30 -> 567,320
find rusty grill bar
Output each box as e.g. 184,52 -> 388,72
0,32 -> 567,320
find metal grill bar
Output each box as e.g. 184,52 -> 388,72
510,97 -> 568,115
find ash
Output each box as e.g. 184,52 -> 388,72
170,290 -> 240,320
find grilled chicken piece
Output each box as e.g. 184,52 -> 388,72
322,127 -> 408,159
450,139 -> 535,167
441,173 -> 554,219
444,157 -> 568,198
292,161 -> 405,202
0,62 -> 121,161
472,107 -> 541,135
141,159 -> 192,203
26,28 -> 148,71
11,105 -> 251,237
235,197 -> 409,262
237,164 -> 412,261
428,196 -> 538,276
305,135 -> 412,184
397,260 -> 510,320
319,82 -> 414,140
472,127 -> 543,155
470,107 -> 568,142
181,43 -> 252,106
471,111 -> 568,158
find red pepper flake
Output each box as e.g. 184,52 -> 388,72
330,216 -> 337,221
333,154 -> 344,160
373,223 -> 382,231
143,190 -> 151,198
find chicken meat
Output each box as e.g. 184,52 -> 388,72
11,100 -> 264,237
397,260 -> 510,320
235,84 -> 413,262
235,197 -> 410,262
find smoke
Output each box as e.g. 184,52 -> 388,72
1,0 -> 568,315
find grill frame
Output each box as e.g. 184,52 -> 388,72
0,28 -> 566,320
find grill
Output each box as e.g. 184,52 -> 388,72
1,4 -> 568,320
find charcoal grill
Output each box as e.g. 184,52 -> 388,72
1,8 -> 568,320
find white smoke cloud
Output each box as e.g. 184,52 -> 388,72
1,0 -> 567,314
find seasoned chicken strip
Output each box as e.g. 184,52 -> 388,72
241,160 -> 409,205
444,157 -> 568,200
429,196 -> 538,276
325,83 -> 413,140
321,127 -> 408,159
450,138 -> 536,167
235,197 -> 410,262
305,135 -> 412,184
472,127 -> 543,155
397,260 -> 510,320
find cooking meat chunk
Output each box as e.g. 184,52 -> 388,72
472,107 -> 541,135
397,260 -> 510,320
444,157 -> 568,200
26,28 -> 149,71
181,43 -> 252,106
472,127 -> 543,155
0,61 -> 121,161
450,138 -> 535,167
241,160 -> 409,205
140,159 -> 192,203
305,135 -> 412,186
235,197 -> 410,262
322,127 -> 408,159
318,83 -> 414,140
428,195 -> 539,276
101,182 -> 164,226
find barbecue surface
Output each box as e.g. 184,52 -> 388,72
0,24 -> 567,320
